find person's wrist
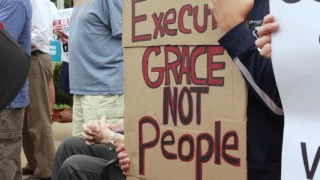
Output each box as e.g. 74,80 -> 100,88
218,17 -> 244,34
110,124 -> 116,131
101,129 -> 112,144
114,133 -> 124,149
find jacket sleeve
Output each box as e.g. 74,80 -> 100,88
218,22 -> 283,116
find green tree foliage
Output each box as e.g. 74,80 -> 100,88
53,63 -> 73,107
50,0 -> 71,9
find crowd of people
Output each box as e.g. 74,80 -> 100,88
0,0 -> 284,179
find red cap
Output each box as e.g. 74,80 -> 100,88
0,22 -> 3,30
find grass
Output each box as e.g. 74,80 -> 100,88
54,104 -> 71,110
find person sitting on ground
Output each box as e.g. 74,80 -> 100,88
51,115 -> 126,180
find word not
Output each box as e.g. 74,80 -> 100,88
142,46 -> 225,89
163,86 -> 209,126
301,142 -> 320,179
138,117 -> 241,180
131,0 -> 217,42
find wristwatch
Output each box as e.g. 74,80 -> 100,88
108,131 -> 116,150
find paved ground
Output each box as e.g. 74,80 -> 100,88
22,150 -> 29,179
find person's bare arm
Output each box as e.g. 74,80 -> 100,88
113,133 -> 125,149
108,119 -> 124,133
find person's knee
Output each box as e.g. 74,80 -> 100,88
58,155 -> 87,179
61,155 -> 86,170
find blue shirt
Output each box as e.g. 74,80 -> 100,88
0,0 -> 32,108
69,0 -> 124,95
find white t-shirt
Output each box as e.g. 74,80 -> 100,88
50,2 -> 58,41
31,0 -> 52,53
50,2 -> 58,21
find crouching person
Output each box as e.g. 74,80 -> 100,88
51,116 -> 126,180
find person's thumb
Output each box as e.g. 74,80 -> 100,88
106,123 -> 113,130
100,115 -> 107,122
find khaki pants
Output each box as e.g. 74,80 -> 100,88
22,52 -> 55,178
72,94 -> 124,136
0,108 -> 25,180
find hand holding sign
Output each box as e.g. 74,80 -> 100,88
117,145 -> 130,175
53,25 -> 63,35
208,0 -> 254,33
54,25 -> 68,43
255,14 -> 279,59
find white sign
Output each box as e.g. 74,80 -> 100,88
270,1 -> 320,180
58,8 -> 73,36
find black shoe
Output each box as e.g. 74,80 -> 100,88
23,175 -> 51,180
22,167 -> 35,175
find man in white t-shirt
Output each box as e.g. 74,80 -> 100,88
50,2 -> 58,30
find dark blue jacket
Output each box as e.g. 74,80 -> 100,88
218,0 -> 284,179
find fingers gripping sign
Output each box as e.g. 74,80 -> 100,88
255,14 -> 279,59
117,145 -> 130,175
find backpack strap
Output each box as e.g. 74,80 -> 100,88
106,159 -> 120,169
104,159 -> 126,180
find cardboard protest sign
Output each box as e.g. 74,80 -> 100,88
270,1 -> 320,179
123,0 -> 248,179
123,0 -> 221,47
